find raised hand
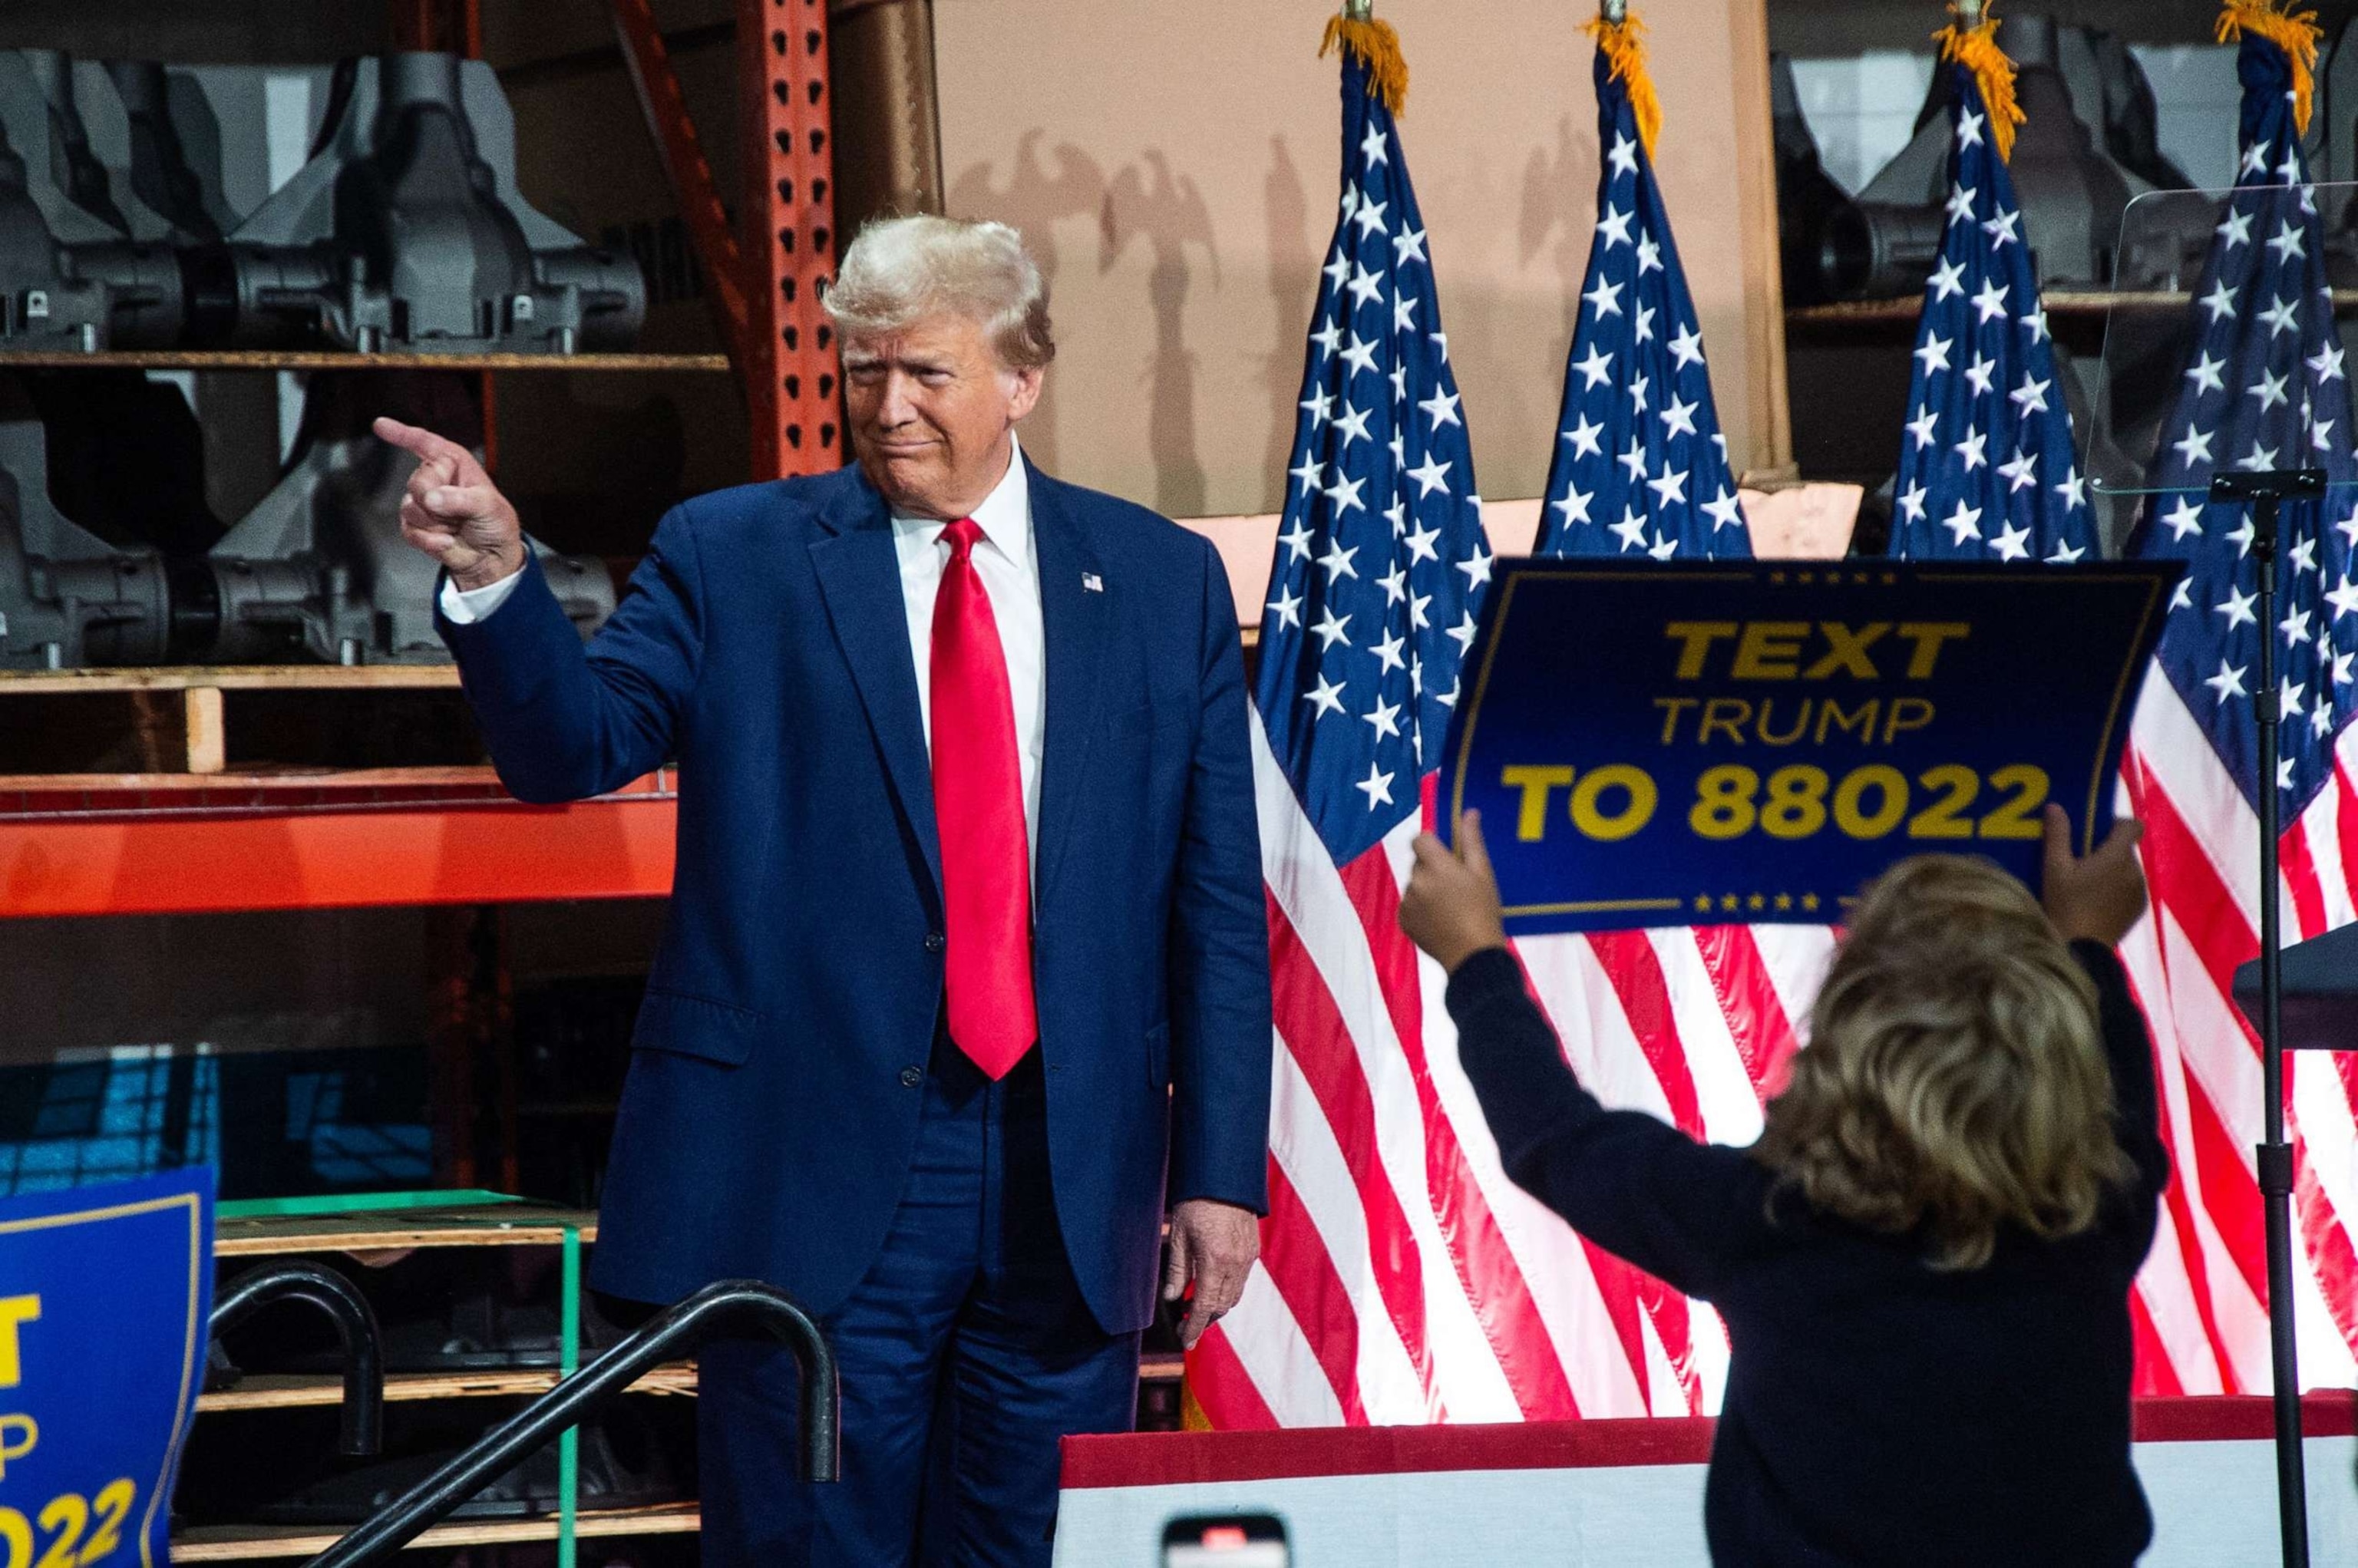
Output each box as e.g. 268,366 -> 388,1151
375,416 -> 527,591
1399,808 -> 1510,973
2040,803 -> 2148,949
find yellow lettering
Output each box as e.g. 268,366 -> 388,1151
1569,765 -> 1658,841
0,1296 -> 37,1390
1815,698 -> 1878,745
1896,621 -> 1970,678
1731,621 -> 1811,680
1653,696 -> 1699,745
1501,765 -> 1575,841
1881,697 -> 1936,743
1802,620 -> 1891,680
1755,698 -> 1809,746
1698,698 -> 1752,746
0,1413 -> 33,1479
1664,621 -> 1739,679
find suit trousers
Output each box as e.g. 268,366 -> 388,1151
696,1041 -> 1142,1566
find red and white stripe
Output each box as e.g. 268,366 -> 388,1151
1197,674 -> 2358,1428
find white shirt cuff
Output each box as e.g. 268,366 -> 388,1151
440,564 -> 527,625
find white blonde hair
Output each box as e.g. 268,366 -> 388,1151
824,215 -> 1055,370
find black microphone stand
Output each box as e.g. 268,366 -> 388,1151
2208,465 -> 2326,1568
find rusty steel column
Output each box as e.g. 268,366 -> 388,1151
742,0 -> 844,478
828,0 -> 945,236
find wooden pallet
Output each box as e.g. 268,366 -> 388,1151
172,1502 -> 701,1561
215,1202 -> 598,1257
0,664 -> 481,777
196,1363 -> 698,1411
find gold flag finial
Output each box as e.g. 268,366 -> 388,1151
2217,0 -> 2321,134
1323,6 -> 1409,117
1933,1 -> 2023,162
1584,5 -> 1664,160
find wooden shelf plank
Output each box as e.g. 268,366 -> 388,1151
215,1204 -> 599,1257
0,350 -> 729,373
171,1502 -> 700,1560
197,1363 -> 695,1412
1788,286 -> 2358,328
0,767 -> 510,794
0,665 -> 464,694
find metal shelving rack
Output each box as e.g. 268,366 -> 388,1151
0,0 -> 843,916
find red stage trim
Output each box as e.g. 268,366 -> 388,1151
1062,1395 -> 2358,1490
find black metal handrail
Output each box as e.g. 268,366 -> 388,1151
210,1262 -> 385,1457
304,1279 -> 837,1568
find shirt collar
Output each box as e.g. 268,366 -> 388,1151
891,434 -> 1031,563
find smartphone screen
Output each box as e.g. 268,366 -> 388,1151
1161,1513 -> 1290,1568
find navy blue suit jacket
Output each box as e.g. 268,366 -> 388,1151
439,460 -> 1271,1335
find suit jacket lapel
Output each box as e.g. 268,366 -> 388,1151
1029,462 -> 1111,903
807,474 -> 943,900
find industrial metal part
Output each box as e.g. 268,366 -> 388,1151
0,383 -> 170,668
224,53 -> 645,354
1803,15 -> 2203,300
0,51 -> 185,350
208,424 -> 615,665
0,372 -> 614,667
0,48 -> 646,354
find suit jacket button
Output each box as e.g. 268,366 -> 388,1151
924,932 -> 946,953
900,1066 -> 923,1088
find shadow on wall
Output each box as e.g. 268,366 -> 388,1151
1101,150 -> 1219,517
948,131 -> 1111,480
1261,137 -> 1317,507
1521,113 -> 1600,352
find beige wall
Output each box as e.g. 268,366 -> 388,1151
933,0 -> 1786,519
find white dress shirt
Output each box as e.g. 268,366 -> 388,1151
440,437 -> 1048,875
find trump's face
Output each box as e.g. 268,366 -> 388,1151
843,314 -> 1042,521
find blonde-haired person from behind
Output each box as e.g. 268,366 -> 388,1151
1399,806 -> 2163,1568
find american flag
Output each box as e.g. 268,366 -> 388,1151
2115,11 -> 2358,1395
1192,15 -> 1840,1428
1887,48 -> 2095,564
1537,42 -> 1748,560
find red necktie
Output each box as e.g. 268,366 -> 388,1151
930,517 -> 1038,1079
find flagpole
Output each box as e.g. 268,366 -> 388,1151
2211,464 -> 2323,1568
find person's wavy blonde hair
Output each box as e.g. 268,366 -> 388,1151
1753,854 -> 2135,1270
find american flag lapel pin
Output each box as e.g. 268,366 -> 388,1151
1082,572 -> 1104,593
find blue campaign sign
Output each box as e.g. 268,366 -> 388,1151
1440,561 -> 2181,934
0,1170 -> 213,1568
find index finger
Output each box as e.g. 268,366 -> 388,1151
374,416 -> 477,477
2042,801 -> 2072,883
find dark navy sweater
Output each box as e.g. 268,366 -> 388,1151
1445,940 -> 2167,1566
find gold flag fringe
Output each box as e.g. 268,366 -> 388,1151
1322,13 -> 1409,117
1583,10 -> 1665,160
2217,0 -> 2320,134
1932,5 -> 2023,163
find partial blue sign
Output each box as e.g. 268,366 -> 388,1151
1440,561 -> 2179,933
0,1169 -> 214,1568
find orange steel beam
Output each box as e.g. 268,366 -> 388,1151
611,0 -> 755,370
741,0 -> 843,478
0,797 -> 675,917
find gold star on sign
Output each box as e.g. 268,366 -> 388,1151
1775,893 -> 1793,911
1768,572 -> 1787,585
1748,893 -> 1765,910
1880,573 -> 1897,586
1695,895 -> 1712,913
1802,893 -> 1821,911
1797,571 -> 1815,584
1721,893 -> 1739,912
